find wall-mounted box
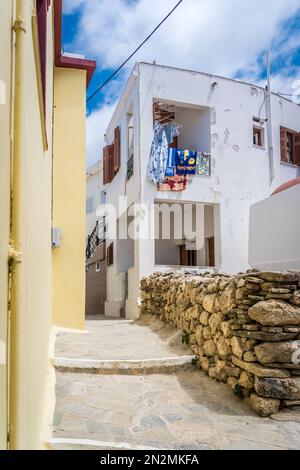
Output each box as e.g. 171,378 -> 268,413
52,228 -> 62,248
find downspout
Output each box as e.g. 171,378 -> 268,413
266,52 -> 275,183
8,0 -> 26,449
6,0 -> 17,450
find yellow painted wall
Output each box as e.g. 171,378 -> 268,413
8,0 -> 55,449
0,0 -> 13,450
52,67 -> 87,330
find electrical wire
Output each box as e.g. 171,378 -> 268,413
259,87 -> 267,118
87,0 -> 184,103
278,92 -> 300,97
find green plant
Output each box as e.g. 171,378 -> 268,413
233,384 -> 244,400
191,356 -> 198,366
181,331 -> 190,345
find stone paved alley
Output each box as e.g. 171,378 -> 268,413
51,316 -> 300,450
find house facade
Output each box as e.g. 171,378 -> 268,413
85,161 -> 107,315
103,62 -> 300,320
0,0 -> 95,449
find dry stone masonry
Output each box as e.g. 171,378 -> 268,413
140,271 -> 300,416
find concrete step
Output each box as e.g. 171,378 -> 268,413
54,355 -> 195,375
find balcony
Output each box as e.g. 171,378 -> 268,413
126,154 -> 134,181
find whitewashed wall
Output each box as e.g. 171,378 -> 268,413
105,62 -> 300,318
249,184 -> 300,270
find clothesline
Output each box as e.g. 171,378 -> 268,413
153,101 -> 176,125
147,120 -> 211,192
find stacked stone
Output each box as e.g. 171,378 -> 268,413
140,270 -> 300,416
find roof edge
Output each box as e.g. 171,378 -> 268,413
138,62 -> 299,106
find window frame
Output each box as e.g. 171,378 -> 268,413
286,131 -> 294,165
86,197 -> 94,214
280,126 -> 300,167
253,125 -> 264,148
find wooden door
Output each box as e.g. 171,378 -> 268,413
207,237 -> 215,267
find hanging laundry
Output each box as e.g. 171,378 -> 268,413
163,122 -> 180,146
196,152 -> 211,176
165,147 -> 177,177
157,174 -> 189,192
147,122 -> 169,185
175,149 -> 197,175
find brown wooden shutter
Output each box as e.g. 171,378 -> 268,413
103,146 -> 109,184
293,133 -> 300,166
168,136 -> 178,149
280,127 -> 288,163
107,242 -> 114,266
108,144 -> 114,182
114,126 -> 121,174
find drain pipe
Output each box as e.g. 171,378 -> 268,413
8,0 -> 26,449
266,52 -> 275,184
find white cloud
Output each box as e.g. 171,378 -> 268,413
70,0 -> 300,75
66,0 -> 300,164
63,0 -> 85,14
87,101 -> 116,167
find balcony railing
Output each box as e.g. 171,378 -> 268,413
86,217 -> 106,259
126,154 -> 134,181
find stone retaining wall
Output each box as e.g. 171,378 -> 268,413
140,271 -> 300,416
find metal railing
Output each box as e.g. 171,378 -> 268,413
126,154 -> 134,181
86,218 -> 106,259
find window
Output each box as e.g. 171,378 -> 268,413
253,126 -> 264,147
95,262 -> 101,273
86,197 -> 93,214
286,131 -> 294,164
280,127 -> 300,166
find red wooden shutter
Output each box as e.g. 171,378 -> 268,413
103,146 -> 109,184
293,133 -> 300,166
108,144 -> 114,182
114,126 -> 121,174
280,127 -> 288,163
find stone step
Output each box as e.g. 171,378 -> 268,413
52,370 -> 296,450
50,437 -> 207,450
50,437 -> 157,450
54,355 -> 195,375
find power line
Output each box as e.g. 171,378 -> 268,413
278,92 -> 300,97
87,0 -> 184,103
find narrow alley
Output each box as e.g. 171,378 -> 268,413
51,316 -> 300,450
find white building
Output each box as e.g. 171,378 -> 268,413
249,178 -> 300,271
103,62 -> 300,319
86,160 -> 106,238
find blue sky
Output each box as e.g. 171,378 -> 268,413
62,0 -> 300,165
63,9 -> 114,114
